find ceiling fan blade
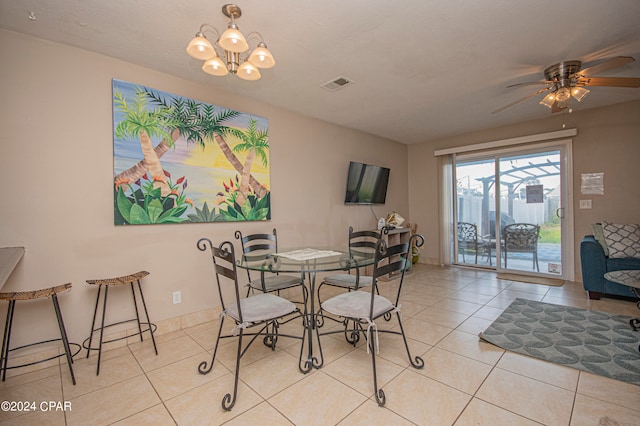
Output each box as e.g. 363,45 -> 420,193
578,56 -> 635,77
491,87 -> 552,114
579,77 -> 640,88
506,80 -> 553,88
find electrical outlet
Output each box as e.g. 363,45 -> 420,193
173,291 -> 181,304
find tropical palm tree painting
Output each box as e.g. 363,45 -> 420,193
112,79 -> 271,224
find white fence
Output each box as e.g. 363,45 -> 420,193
458,194 -> 560,228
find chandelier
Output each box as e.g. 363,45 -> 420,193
186,4 -> 275,81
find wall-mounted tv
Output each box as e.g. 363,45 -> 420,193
344,161 -> 390,204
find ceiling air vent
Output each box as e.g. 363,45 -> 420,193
320,76 -> 354,92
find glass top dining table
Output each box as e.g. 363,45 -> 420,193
236,247 -> 376,372
237,247 -> 375,274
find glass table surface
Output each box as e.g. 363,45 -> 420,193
236,247 -> 375,273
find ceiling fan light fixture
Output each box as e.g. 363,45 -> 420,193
571,86 -> 590,102
555,87 -> 571,102
498,56 -> 640,114
539,93 -> 556,108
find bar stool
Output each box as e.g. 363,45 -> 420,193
0,283 -> 80,385
83,271 -> 157,375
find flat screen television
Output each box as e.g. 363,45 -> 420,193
344,161 -> 390,204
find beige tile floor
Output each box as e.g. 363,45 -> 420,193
2,264 -> 639,425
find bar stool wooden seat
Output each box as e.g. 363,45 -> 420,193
0,283 -> 80,385
83,271 -> 157,375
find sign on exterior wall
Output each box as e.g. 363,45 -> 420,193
112,79 -> 271,225
525,184 -> 544,203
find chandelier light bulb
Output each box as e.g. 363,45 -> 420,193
202,56 -> 229,76
219,23 -> 249,52
248,42 -> 275,68
237,60 -> 261,81
186,33 -> 215,60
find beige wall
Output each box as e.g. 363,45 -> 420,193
0,30 -> 408,347
408,100 -> 640,279
2,27 -> 638,351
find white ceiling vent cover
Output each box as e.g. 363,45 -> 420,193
321,76 -> 354,92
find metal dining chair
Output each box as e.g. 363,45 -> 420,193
317,227 -> 382,330
318,234 -> 425,406
196,238 -> 305,411
235,229 -> 307,306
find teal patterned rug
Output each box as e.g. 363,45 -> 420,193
480,298 -> 640,386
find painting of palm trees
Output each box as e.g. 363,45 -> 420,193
113,79 -> 271,224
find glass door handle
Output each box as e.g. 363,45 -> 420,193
555,207 -> 565,219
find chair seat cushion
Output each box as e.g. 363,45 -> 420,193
248,274 -> 302,292
226,293 -> 297,323
321,291 -> 393,320
322,274 -> 373,289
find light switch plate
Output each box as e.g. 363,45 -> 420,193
579,199 -> 592,209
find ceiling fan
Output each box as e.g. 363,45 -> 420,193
492,56 -> 640,114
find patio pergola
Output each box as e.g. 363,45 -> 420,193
475,159 -> 560,237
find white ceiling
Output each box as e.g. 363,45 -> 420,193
2,0 -> 639,144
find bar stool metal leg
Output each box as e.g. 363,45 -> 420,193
134,279 -> 158,355
96,285 -> 109,376
85,284 -> 102,360
52,293 -> 76,385
1,300 -> 16,381
130,282 -> 144,343
83,271 -> 157,375
0,284 -> 79,384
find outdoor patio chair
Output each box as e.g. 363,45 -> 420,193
235,229 -> 307,306
318,234 -> 425,406
196,238 -> 305,411
503,223 -> 541,271
457,222 -> 488,264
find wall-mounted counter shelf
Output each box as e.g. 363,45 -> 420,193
0,247 -> 25,289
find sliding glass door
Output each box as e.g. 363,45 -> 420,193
453,143 -> 570,278
455,157 -> 496,267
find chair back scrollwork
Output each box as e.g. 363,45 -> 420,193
503,223 -> 540,251
502,223 -> 541,271
197,238 -> 243,322
457,222 -> 478,244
